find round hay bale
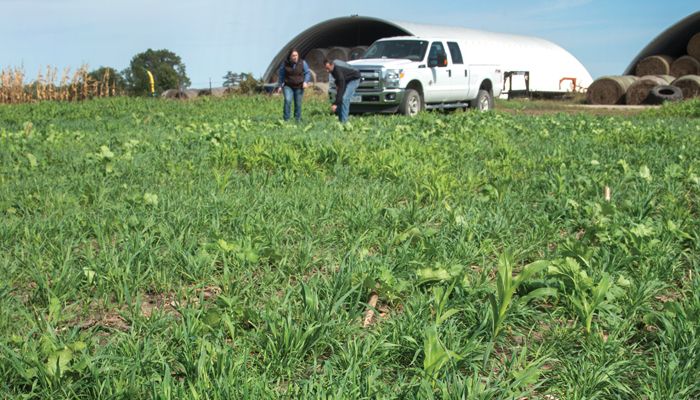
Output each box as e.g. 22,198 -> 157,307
161,89 -> 179,99
688,32 -> 700,59
313,68 -> 329,83
305,48 -> 328,82
626,75 -> 675,105
161,88 -> 197,100
184,89 -> 200,99
210,88 -> 227,97
305,48 -> 328,70
327,47 -> 350,62
670,55 -> 700,77
349,46 -> 368,60
672,75 -> 700,99
587,75 -> 639,105
635,55 -> 674,76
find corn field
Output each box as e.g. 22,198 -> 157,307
1,96 -> 699,398
0,66 -> 120,104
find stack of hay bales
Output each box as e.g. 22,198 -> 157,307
161,89 -> 201,100
327,47 -> 350,62
349,46 -> 368,60
303,46 -> 366,82
588,32 -> 700,105
305,48 -> 329,82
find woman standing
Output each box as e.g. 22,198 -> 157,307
275,49 -> 312,122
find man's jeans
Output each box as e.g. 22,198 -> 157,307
337,78 -> 360,123
283,86 -> 304,121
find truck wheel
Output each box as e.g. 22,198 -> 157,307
400,89 -> 423,116
471,89 -> 494,111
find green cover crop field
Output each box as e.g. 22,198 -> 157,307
1,96 -> 699,399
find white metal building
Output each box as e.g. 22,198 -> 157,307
264,15 -> 593,95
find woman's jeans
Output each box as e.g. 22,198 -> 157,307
283,86 -> 304,121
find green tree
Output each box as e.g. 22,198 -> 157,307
88,67 -> 126,92
123,49 -> 190,95
222,71 -> 249,88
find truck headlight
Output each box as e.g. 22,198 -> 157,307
384,69 -> 403,88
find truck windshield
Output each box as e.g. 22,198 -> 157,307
362,40 -> 429,62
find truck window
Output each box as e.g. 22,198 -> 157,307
428,42 -> 448,67
447,42 -> 463,64
362,40 -> 429,62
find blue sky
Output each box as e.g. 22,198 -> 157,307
1,0 -> 697,88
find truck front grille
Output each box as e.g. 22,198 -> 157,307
358,69 -> 382,92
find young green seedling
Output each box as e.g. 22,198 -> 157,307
489,253 -> 556,339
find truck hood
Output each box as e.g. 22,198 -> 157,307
348,58 -> 417,69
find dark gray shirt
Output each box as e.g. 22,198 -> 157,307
331,60 -> 361,106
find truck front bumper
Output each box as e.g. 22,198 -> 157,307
328,89 -> 405,114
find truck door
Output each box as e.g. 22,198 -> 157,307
425,41 -> 451,103
447,41 -> 469,101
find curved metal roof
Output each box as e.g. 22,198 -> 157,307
264,15 -> 593,92
624,11 -> 700,75
263,16 -> 411,82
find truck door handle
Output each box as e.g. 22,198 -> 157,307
465,70 -> 468,77
448,70 -> 451,77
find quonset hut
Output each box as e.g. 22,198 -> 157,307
624,11 -> 700,76
264,15 -> 593,96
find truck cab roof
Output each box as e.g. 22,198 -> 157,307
374,36 -> 455,42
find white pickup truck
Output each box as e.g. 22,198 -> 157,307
329,36 -> 503,115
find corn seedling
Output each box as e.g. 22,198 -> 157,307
489,253 -> 556,339
548,257 -> 621,335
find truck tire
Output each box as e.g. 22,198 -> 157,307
647,85 -> 683,104
470,89 -> 494,111
399,89 -> 423,116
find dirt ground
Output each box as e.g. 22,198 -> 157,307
495,97 -> 660,116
